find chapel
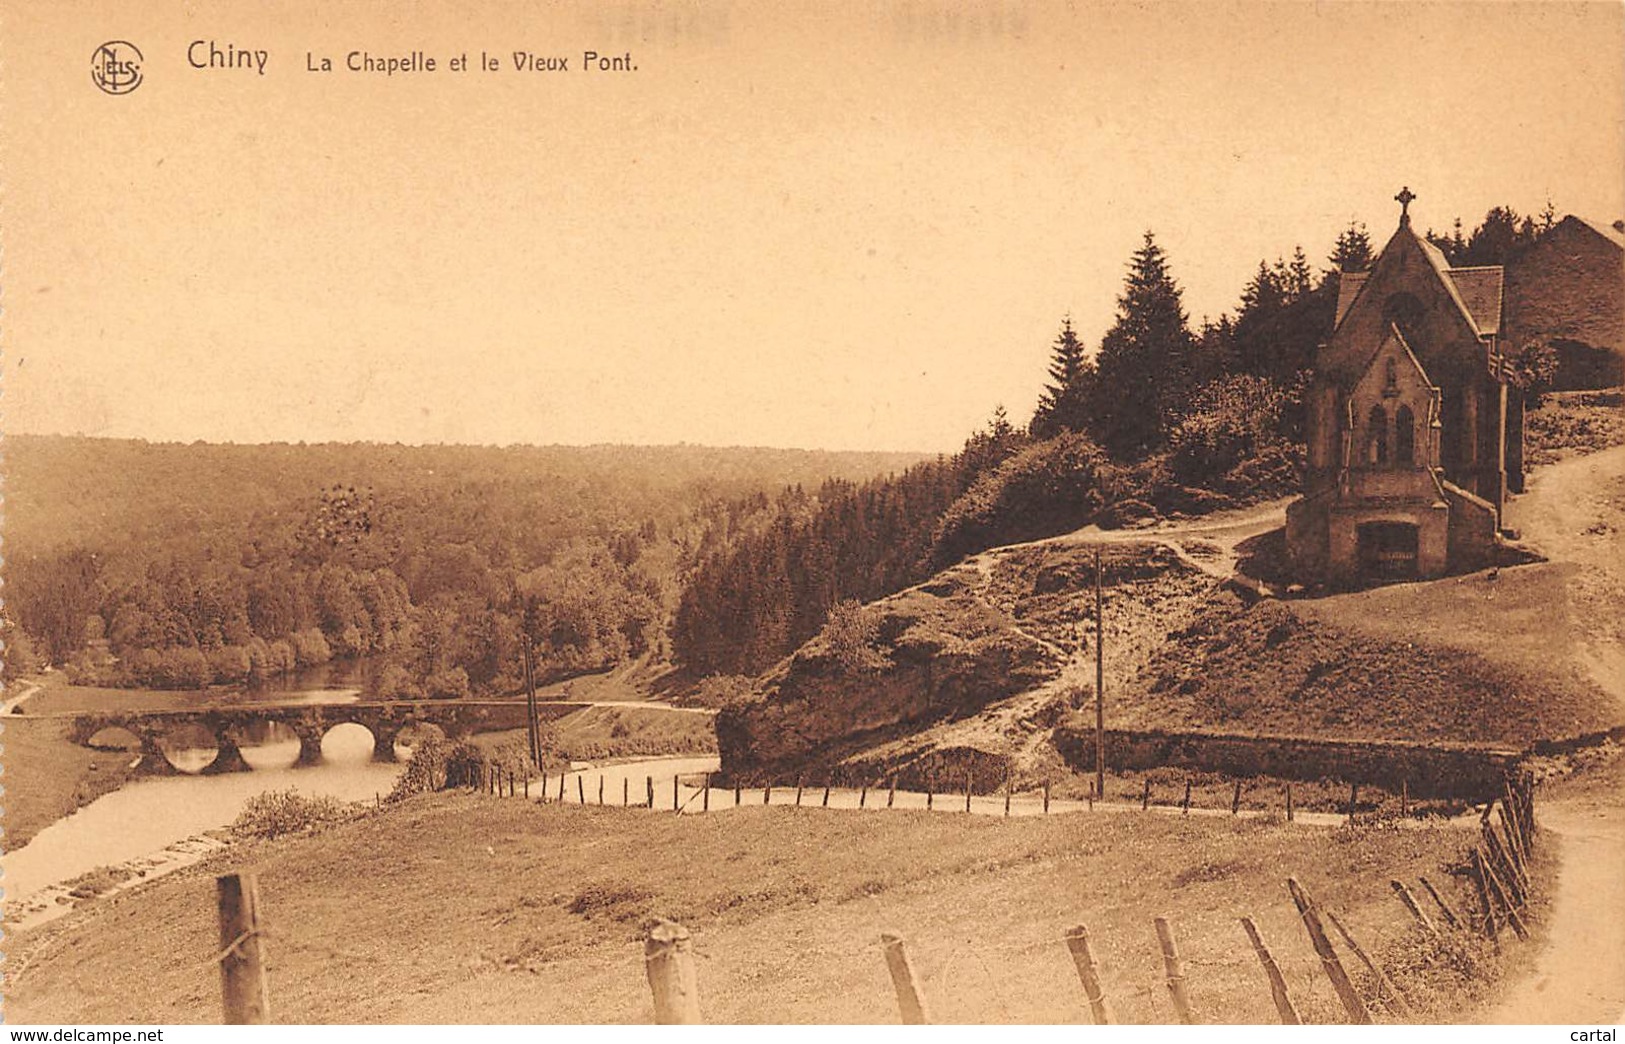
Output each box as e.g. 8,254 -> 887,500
1286,189 -> 1509,585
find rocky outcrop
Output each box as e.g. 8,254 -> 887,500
716,565 -> 1063,778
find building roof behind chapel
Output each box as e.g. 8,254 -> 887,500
1569,215 -> 1625,250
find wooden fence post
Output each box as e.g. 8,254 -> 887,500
860,783 -> 868,809
736,781 -> 743,806
558,772 -> 566,803
598,775 -> 605,805
1419,876 -> 1462,930
577,775 -> 586,805
822,784 -> 830,808
1062,924 -> 1111,1024
1400,779 -> 1409,817
1181,781 -> 1192,815
1043,780 -> 1050,814
1325,909 -> 1411,1017
880,933 -> 930,1024
764,783 -> 772,806
1154,916 -> 1195,1024
1239,916 -> 1299,1024
1286,783 -> 1294,822
523,774 -> 529,799
701,775 -> 709,812
1005,777 -> 1012,817
1232,780 -> 1243,815
540,771 -> 548,802
1483,824 -> 1526,907
964,773 -> 973,813
644,919 -> 702,1024
1389,880 -> 1437,936
927,783 -> 934,811
1142,779 -> 1151,811
217,872 -> 270,1025
796,778 -> 804,806
625,777 -> 630,807
1477,846 -> 1528,939
1347,782 -> 1359,823
1471,848 -> 1500,945
1086,779 -> 1094,811
889,778 -> 897,808
1287,877 -> 1370,1024
1497,801 -> 1528,882
647,775 -> 655,808
674,775 -> 680,812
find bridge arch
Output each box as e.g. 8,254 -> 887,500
156,722 -> 223,774
229,721 -> 302,770
85,725 -> 143,752
319,721 -> 380,765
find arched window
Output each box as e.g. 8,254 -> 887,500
1395,404 -> 1416,465
1367,404 -> 1388,465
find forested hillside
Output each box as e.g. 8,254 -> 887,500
2,437 -> 924,693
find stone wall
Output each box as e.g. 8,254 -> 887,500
1442,480 -> 1500,569
1052,724 -> 1519,801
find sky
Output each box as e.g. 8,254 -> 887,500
3,1 -> 1622,453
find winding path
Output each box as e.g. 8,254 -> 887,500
1486,444 -> 1625,1022
1486,798 -> 1625,1023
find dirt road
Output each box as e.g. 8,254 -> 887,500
1488,444 -> 1625,1023
1487,796 -> 1625,1023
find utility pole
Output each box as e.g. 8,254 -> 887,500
523,638 -> 541,768
1095,547 -> 1105,803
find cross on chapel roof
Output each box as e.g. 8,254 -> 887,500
1395,186 -> 1417,227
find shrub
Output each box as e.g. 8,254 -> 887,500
1168,374 -> 1302,499
292,628 -> 333,668
373,662 -> 423,701
161,646 -> 215,689
687,674 -> 756,708
443,741 -> 490,788
232,787 -> 353,839
820,599 -> 893,674
425,666 -> 471,700
388,737 -> 449,800
930,433 -> 1118,566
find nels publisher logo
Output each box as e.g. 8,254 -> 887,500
92,41 -> 143,95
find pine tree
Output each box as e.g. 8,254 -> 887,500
1286,246 -> 1314,299
1231,260 -> 1286,377
1328,221 -> 1373,273
1087,232 -> 1195,459
1030,317 -> 1095,438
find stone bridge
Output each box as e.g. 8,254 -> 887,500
62,700 -> 589,775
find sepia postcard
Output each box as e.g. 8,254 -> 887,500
2,0 -> 1623,1030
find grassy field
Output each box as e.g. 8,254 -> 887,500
6,794 -> 1529,1024
1,716 -> 139,851
1525,390 -> 1625,467
1120,570 -> 1619,748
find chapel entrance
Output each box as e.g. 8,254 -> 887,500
1356,521 -> 1419,581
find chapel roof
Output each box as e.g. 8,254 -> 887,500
1331,231 -> 1503,336
1445,267 -> 1504,336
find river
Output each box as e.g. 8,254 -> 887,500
0,737 -> 723,932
